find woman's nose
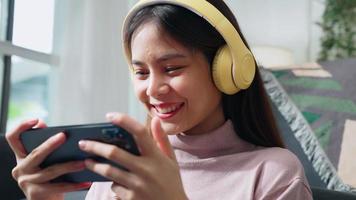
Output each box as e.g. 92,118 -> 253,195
146,76 -> 169,97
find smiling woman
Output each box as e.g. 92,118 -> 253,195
130,21 -> 224,135
83,0 -> 312,199
5,0 -> 313,199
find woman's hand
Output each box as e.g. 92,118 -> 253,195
79,113 -> 188,200
6,119 -> 92,200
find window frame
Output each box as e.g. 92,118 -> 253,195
0,0 -> 13,133
0,0 -> 57,133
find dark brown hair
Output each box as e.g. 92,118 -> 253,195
124,0 -> 284,148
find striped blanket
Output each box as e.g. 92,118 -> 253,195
261,58 -> 356,192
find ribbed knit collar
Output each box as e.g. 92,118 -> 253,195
168,120 -> 256,159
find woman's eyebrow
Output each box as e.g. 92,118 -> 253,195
131,53 -> 187,65
156,53 -> 187,62
131,60 -> 144,66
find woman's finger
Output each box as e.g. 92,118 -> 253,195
24,161 -> 86,183
79,140 -> 140,172
33,119 -> 48,129
106,112 -> 156,156
21,132 -> 66,170
84,159 -> 136,188
151,117 -> 176,160
6,119 -> 39,159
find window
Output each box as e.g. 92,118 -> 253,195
0,0 -> 8,40
12,0 -> 54,53
8,56 -> 50,130
0,0 -> 55,132
0,0 -> 11,133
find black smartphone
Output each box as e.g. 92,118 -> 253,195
20,123 -> 140,183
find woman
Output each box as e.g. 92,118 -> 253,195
6,0 -> 312,199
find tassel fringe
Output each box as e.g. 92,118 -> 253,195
260,69 -> 356,193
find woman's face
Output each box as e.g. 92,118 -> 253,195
130,21 -> 225,135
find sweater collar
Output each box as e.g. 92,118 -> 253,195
168,120 -> 255,158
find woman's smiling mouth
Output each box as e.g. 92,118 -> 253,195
152,103 -> 184,119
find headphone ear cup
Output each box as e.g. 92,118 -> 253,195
212,45 -> 240,95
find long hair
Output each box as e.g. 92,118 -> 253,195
124,0 -> 284,148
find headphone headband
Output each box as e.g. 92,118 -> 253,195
123,0 -> 255,92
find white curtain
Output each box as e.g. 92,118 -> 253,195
50,0 -> 145,125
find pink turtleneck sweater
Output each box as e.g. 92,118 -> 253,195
86,120 -> 312,200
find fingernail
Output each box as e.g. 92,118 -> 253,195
106,112 -> 117,121
78,140 -> 86,149
53,132 -> 64,139
27,118 -> 38,125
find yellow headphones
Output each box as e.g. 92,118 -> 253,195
123,0 -> 256,94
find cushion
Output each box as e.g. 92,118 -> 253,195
260,58 -> 356,194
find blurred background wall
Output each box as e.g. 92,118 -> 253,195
0,0 -> 327,131
228,0 -> 325,65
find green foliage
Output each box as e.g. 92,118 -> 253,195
8,101 -> 23,120
317,0 -> 356,61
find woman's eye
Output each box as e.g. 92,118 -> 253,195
165,66 -> 182,74
134,70 -> 147,75
133,70 -> 149,79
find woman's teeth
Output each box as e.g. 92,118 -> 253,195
156,104 -> 180,114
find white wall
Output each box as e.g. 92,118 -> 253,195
50,0 -> 134,125
309,0 -> 325,62
226,0 -> 325,64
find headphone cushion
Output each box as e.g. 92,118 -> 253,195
212,45 -> 240,95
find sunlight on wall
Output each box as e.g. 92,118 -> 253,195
12,0 -> 54,53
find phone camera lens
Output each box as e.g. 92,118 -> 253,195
102,128 -> 119,139
124,143 -> 131,149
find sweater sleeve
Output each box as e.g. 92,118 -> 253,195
254,148 -> 313,200
271,178 -> 313,200
262,178 -> 313,200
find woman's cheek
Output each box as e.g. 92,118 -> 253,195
168,76 -> 189,94
133,80 -> 148,103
